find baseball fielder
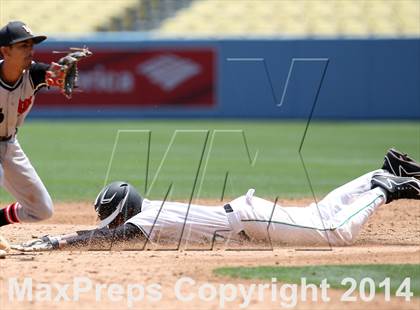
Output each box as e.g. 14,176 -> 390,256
0,21 -> 90,230
13,148 -> 420,251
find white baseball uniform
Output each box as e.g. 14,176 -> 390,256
126,170 -> 386,246
0,60 -> 53,223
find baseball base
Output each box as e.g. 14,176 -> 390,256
0,249 -> 6,258
0,234 -> 11,252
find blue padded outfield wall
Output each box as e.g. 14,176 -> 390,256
33,37 -> 419,119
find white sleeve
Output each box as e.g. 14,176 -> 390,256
125,208 -> 175,240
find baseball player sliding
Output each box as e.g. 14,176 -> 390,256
0,21 -> 90,243
13,148 -> 420,251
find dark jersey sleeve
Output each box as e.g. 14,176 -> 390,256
29,62 -> 49,93
64,223 -> 144,249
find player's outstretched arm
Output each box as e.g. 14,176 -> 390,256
63,223 -> 143,249
12,223 -> 143,251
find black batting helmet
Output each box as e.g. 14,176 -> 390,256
94,181 -> 143,228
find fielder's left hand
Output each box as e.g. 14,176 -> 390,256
46,47 -> 92,99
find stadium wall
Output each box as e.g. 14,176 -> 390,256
32,37 -> 420,119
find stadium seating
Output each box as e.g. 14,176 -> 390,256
1,0 -> 419,37
157,0 -> 420,37
0,0 -> 139,34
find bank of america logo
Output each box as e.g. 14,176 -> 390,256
137,54 -> 201,91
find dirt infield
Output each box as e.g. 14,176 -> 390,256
0,199 -> 419,309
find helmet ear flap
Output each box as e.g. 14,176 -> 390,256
94,182 -> 143,228
120,184 -> 143,222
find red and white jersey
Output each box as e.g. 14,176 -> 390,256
0,61 -> 48,137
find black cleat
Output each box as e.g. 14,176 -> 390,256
371,172 -> 420,203
382,148 -> 420,179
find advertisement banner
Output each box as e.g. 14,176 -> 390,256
35,48 -> 216,107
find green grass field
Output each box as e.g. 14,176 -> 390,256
214,264 -> 420,297
2,120 -> 417,202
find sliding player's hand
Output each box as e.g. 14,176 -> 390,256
11,236 -> 60,252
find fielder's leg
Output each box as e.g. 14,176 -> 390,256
0,139 -> 53,226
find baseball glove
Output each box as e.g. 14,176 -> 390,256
45,47 -> 92,99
